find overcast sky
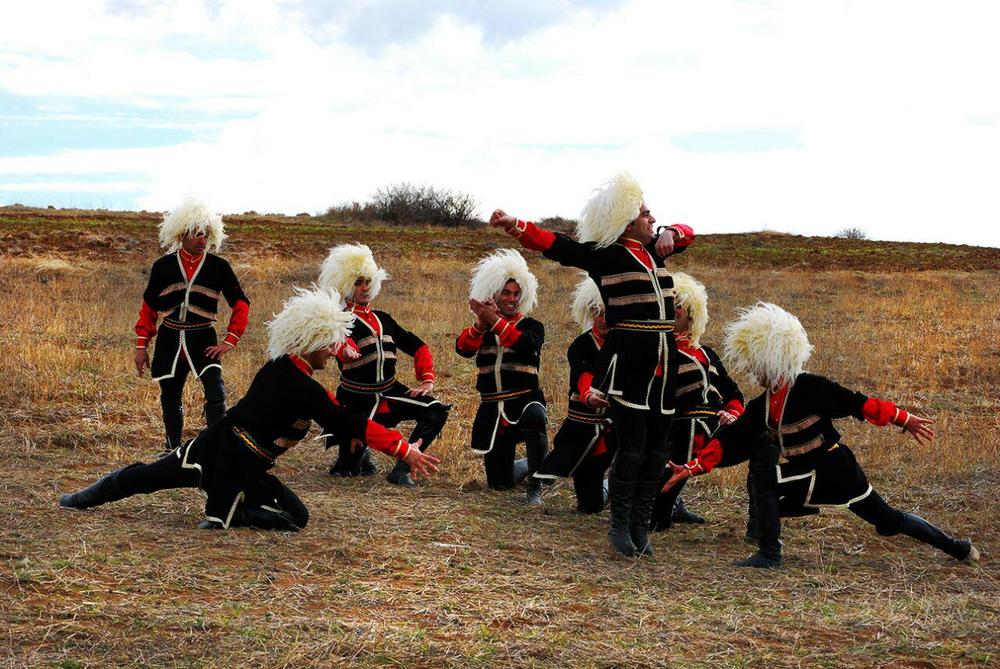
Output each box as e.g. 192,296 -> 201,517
1,0 -> 998,245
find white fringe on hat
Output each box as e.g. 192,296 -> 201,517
571,275 -> 604,331
267,286 -> 355,360
577,171 -> 644,248
671,272 -> 709,347
469,249 -> 538,315
159,197 -> 226,252
724,302 -> 813,387
318,243 -> 389,303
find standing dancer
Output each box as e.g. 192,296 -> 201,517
456,249 -> 548,504
533,276 -> 613,513
134,198 -> 249,451
648,272 -> 744,530
490,172 -> 694,556
318,244 -> 449,486
662,302 -> 979,567
61,287 -> 440,530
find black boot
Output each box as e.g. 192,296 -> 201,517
899,512 -> 979,561
386,459 -> 416,487
524,429 -> 548,505
511,458 -> 530,485
744,471 -> 760,543
672,497 -> 706,524
201,367 -> 227,428
59,465 -> 139,509
735,437 -> 782,568
630,450 -> 670,557
359,447 -> 378,476
608,451 -> 641,557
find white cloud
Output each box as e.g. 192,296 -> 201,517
0,0 -> 998,245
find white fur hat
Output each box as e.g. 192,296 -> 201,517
318,243 -> 389,303
671,272 -> 709,347
159,197 -> 225,252
578,172 -> 644,248
723,302 -> 813,387
570,275 -> 604,331
267,286 -> 356,359
469,249 -> 538,315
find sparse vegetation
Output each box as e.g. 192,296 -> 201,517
1,207 -> 998,668
836,227 -> 868,240
369,183 -> 479,226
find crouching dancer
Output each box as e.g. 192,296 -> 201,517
649,272 -> 744,530
662,302 -> 979,567
319,244 -> 450,486
456,250 -> 548,504
533,276 -> 613,513
59,287 -> 441,530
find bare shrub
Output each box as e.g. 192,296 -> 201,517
370,183 -> 479,226
836,227 -> 868,240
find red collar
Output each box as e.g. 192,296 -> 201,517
347,302 -> 372,315
288,354 -> 314,377
591,325 -> 606,347
179,249 -> 204,264
619,237 -> 647,251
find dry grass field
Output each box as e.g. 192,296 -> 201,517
2,207 -> 999,668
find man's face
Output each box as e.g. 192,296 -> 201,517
593,311 -> 609,336
351,277 -> 372,305
181,231 -> 208,255
624,202 -> 656,244
304,344 -> 336,370
496,280 -> 521,318
674,303 -> 690,334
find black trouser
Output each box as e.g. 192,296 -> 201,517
849,490 -> 970,559
83,448 -> 308,530
484,403 -> 548,490
607,399 -> 672,539
573,451 -> 612,514
159,365 -> 226,449
334,399 -> 449,472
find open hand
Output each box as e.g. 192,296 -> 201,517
204,343 -> 234,360
660,461 -> 692,494
403,439 -> 441,479
469,298 -> 500,328
585,388 -> 610,409
407,381 -> 434,397
717,410 -> 738,426
134,348 -> 150,376
904,413 -> 936,446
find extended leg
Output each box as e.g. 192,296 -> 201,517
60,450 -> 199,509
849,490 -> 978,561
199,366 -> 227,428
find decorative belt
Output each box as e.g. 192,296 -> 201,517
231,425 -> 277,463
339,376 -> 396,394
613,319 -> 675,332
567,409 -> 608,424
163,318 -> 212,331
480,388 -> 533,403
677,408 -> 717,420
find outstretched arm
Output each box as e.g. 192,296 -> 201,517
490,209 -> 597,271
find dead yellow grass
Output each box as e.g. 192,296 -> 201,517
1,216 -> 998,668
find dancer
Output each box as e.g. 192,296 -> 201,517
61,287 -> 440,530
490,172 -> 694,556
319,244 -> 449,486
662,302 -> 979,567
649,272 -> 744,530
456,249 -> 548,504
134,198 -> 249,451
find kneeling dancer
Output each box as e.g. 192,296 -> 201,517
649,272 -> 744,530
490,172 -> 694,556
319,244 -> 449,486
456,249 -> 548,504
533,276 -> 614,513
663,302 -> 979,567
60,287 -> 440,530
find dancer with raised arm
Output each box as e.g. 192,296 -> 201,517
662,302 -> 979,567
319,244 -> 449,486
490,172 -> 694,556
60,287 -> 440,530
456,250 -> 548,504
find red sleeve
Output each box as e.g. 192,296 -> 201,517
456,324 -> 486,357
135,300 -> 158,348
223,298 -> 249,347
668,223 -> 695,250
862,397 -> 911,428
509,220 -> 556,252
689,437 -> 723,475
492,317 -> 522,347
413,344 -> 435,382
577,371 -> 595,398
325,389 -> 340,405
336,338 -> 361,363
364,421 -> 410,459
723,399 -> 745,418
